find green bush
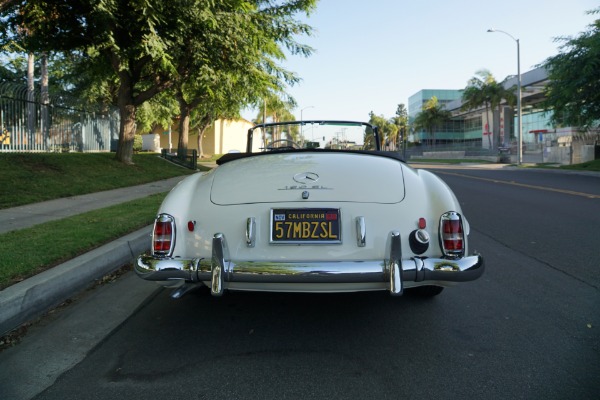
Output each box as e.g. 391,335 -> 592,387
133,134 -> 143,152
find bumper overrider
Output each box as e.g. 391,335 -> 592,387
135,231 -> 484,297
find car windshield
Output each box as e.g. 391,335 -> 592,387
247,121 -> 379,153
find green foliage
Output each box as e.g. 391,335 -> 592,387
560,158 -> 600,171
0,52 -> 26,83
172,1 -> 316,156
461,69 -> 516,147
0,0 -> 318,164
393,104 -> 408,126
136,92 -> 179,133
541,8 -> 600,129
133,134 -> 143,152
392,103 -> 409,142
0,153 -> 196,209
0,193 -> 167,289
461,69 -> 516,112
413,96 -> 452,145
254,93 -> 297,124
368,111 -> 398,147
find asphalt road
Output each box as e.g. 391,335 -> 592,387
2,166 -> 599,400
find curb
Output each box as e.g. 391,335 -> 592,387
0,225 -> 152,335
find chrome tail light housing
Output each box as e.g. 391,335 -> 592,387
152,213 -> 176,256
439,211 -> 465,258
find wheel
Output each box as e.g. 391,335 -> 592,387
405,285 -> 444,297
265,139 -> 301,150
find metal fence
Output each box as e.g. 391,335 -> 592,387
399,134 -> 599,165
161,148 -> 198,170
0,82 -> 119,153
393,139 -> 499,160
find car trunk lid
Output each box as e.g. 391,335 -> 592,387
210,152 -> 405,205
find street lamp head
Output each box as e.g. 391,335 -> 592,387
487,28 -> 518,42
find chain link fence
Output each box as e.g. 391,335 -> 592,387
0,82 -> 119,153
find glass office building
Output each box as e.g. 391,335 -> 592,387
407,67 -> 556,149
408,89 -> 468,144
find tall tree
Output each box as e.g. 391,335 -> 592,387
254,92 -> 297,124
254,93 -> 296,144
172,2 -> 313,159
413,96 -> 451,147
0,0 -> 317,164
491,79 -> 517,146
541,7 -> 600,129
368,111 -> 398,149
461,69 -> 515,149
461,69 -> 496,149
1,0 -> 176,163
392,103 -> 408,149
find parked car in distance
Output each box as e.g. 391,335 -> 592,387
136,121 -> 484,298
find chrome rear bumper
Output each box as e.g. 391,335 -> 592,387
135,232 -> 484,297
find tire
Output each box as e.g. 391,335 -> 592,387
405,285 -> 444,297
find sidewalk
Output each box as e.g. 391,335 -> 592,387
0,175 -> 186,234
0,175 -> 190,335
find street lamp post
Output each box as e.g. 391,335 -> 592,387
300,105 -> 315,143
300,105 -> 315,123
487,28 -> 522,165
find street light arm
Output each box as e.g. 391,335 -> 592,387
300,105 -> 315,122
300,105 -> 315,117
487,28 -> 518,42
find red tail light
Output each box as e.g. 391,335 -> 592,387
440,212 -> 464,258
153,214 -> 175,256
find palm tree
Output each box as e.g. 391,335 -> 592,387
254,94 -> 296,145
490,80 -> 517,147
462,69 -> 495,149
462,69 -> 516,149
391,103 -> 408,150
413,96 -> 451,148
368,111 -> 398,150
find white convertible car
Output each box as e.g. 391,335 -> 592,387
135,121 -> 484,298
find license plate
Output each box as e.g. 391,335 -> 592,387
270,208 -> 341,244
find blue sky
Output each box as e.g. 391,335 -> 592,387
243,0 -> 598,122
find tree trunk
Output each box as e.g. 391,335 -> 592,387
197,123 -> 210,158
496,105 -> 503,147
197,127 -> 204,158
41,52 -> 49,150
27,53 -> 35,148
116,105 -> 136,164
177,100 -> 191,159
485,103 -> 492,150
115,75 -> 136,164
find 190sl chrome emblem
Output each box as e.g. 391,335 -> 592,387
293,172 -> 319,184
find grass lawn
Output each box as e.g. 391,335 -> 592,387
0,193 -> 167,289
0,152 -> 203,289
409,158 -> 494,164
560,158 -> 600,172
0,152 -> 202,209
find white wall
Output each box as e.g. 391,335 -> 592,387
141,133 -> 161,152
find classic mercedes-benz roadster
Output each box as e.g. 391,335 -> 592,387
135,121 -> 484,298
